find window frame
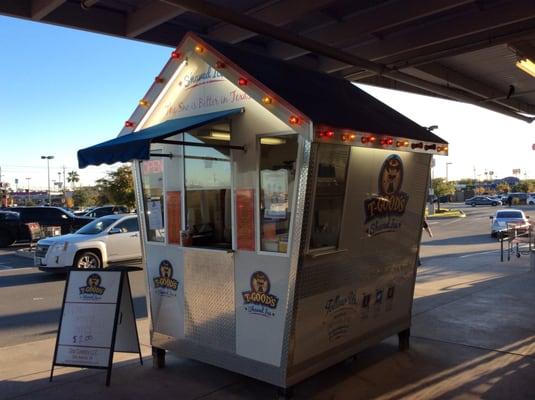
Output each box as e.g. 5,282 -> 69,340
181,127 -> 235,251
255,131 -> 301,257
305,142 -> 351,255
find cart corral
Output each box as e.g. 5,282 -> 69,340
78,32 -> 447,389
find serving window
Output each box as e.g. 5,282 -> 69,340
308,144 -> 350,251
258,135 -> 298,253
140,158 -> 165,242
183,124 -> 232,249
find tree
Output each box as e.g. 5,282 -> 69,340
431,178 -> 455,211
67,171 -> 80,190
95,165 -> 135,208
496,182 -> 510,194
512,180 -> 535,193
72,186 -> 98,208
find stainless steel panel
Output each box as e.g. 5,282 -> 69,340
288,148 -> 431,371
184,249 -> 235,353
153,333 -> 286,387
280,136 -> 312,376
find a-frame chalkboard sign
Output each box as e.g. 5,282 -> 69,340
50,266 -> 143,386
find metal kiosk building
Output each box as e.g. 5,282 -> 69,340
78,32 -> 447,389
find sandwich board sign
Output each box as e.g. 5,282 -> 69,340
50,267 -> 142,386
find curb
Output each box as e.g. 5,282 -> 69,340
428,210 -> 466,219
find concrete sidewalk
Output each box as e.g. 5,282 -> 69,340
2,252 -> 535,399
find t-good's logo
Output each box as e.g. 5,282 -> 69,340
153,260 -> 179,296
364,155 -> 409,236
79,273 -> 105,299
242,271 -> 279,317
183,66 -> 224,89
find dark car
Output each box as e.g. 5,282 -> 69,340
83,205 -> 129,218
0,211 -> 26,247
0,206 -> 93,247
464,196 -> 502,207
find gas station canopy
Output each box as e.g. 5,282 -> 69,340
2,0 -> 535,122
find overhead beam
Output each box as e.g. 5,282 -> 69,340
273,0 -> 535,72
269,0 -> 474,60
31,0 -> 65,20
203,0 -> 336,44
164,0 -> 534,122
340,0 -> 535,64
336,19 -> 535,78
413,63 -> 535,115
126,1 -> 187,38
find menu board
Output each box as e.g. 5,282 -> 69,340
261,169 -> 288,219
166,191 -> 181,245
236,189 -> 255,251
148,199 -> 163,230
51,270 -> 141,385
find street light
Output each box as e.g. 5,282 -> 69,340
25,177 -> 31,205
446,162 -> 453,182
41,155 -> 54,205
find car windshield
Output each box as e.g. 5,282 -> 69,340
496,211 -> 523,219
75,216 -> 117,234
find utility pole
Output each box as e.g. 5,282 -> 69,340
26,177 -> 31,205
41,155 -> 54,205
62,165 -> 67,205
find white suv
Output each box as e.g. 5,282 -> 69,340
35,214 -> 142,272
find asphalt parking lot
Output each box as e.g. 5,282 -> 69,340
0,246 -> 146,348
1,202 -> 535,399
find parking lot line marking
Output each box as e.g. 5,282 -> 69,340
459,250 -> 500,258
0,266 -> 36,273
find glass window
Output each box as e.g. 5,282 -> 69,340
309,144 -> 350,250
259,135 -> 298,253
115,218 -> 139,233
183,125 -> 232,249
76,216 -> 117,235
140,158 -> 165,242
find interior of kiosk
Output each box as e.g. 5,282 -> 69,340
78,32 -> 447,389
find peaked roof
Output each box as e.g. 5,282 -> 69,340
200,36 -> 447,144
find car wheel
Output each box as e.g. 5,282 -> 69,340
0,232 -> 14,248
471,203 -> 476,207
492,202 -> 497,206
530,201 -> 534,205
74,251 -> 102,269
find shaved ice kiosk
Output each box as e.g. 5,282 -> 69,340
78,33 -> 447,388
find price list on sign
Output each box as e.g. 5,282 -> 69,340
50,268 -> 142,386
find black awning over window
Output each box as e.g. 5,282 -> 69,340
77,108 -> 243,168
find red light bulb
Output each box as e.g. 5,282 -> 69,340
238,77 -> 248,86
125,121 -> 135,128
171,50 -> 181,59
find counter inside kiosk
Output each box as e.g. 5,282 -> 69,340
78,32 -> 448,389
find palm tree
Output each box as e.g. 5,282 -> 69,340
67,170 -> 80,190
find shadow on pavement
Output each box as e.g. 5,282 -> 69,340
0,272 -> 65,289
422,233 -> 493,246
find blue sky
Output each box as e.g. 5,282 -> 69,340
1,15 -> 535,190
1,16 -> 169,190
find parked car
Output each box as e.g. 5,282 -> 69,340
527,194 -> 535,205
35,214 -> 142,272
506,192 -> 528,205
0,211 -> 31,247
490,209 -> 530,238
465,196 -> 502,207
82,205 -> 129,218
0,207 -> 92,247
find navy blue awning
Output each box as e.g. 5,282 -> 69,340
77,108 -> 243,168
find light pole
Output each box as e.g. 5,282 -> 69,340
446,162 -> 453,182
25,177 -> 31,205
41,155 -> 54,205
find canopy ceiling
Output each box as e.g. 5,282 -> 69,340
3,0 -> 535,122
